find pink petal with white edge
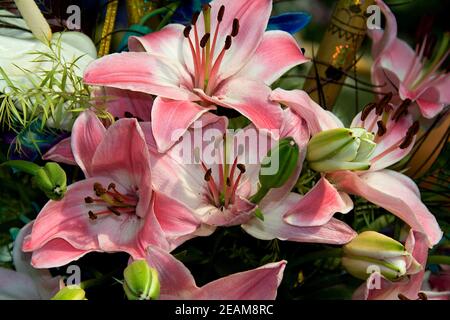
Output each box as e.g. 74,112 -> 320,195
242,193 -> 357,244
195,0 -> 272,80
42,137 -> 76,165
233,30 -> 308,85
28,238 -> 91,269
71,110 -> 105,177
416,76 -> 450,118
284,177 -> 353,227
145,245 -> 285,300
330,170 -> 443,247
195,78 -> 283,138
270,88 -> 342,135
84,52 -> 196,101
151,97 -> 214,152
152,191 -> 201,246
192,261 -> 286,300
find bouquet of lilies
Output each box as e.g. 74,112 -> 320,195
0,0 -> 448,301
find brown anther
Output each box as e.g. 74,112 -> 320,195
376,121 -> 387,137
204,168 -> 212,181
226,177 -> 232,187
408,121 -> 420,136
124,111 -> 134,118
417,292 -> 428,300
93,183 -> 106,196
183,25 -> 192,38
192,11 -> 200,25
224,35 -> 232,50
392,99 -> 412,122
200,33 -> 210,48
84,196 -> 94,204
361,102 -> 377,121
399,134 -> 414,149
108,206 -> 122,216
108,183 -> 116,190
217,5 -> 225,22
88,211 -> 97,220
397,293 -> 410,300
377,92 -> 393,109
231,18 -> 240,37
237,164 -> 246,173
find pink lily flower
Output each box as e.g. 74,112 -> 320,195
23,111 -> 200,268
43,88 -> 153,165
352,231 -> 433,300
145,245 -> 285,299
145,109 -> 356,244
270,88 -> 443,247
370,0 -> 450,119
83,0 -> 308,152
0,223 -> 60,299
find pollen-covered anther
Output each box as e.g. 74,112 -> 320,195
93,182 -> 106,196
361,102 -> 377,121
200,33 -> 211,48
88,211 -> 97,220
392,99 -> 412,122
224,35 -> 232,50
237,163 -> 246,173
217,5 -> 225,22
204,168 -> 212,181
231,18 -> 240,37
376,120 -> 387,137
183,25 -> 192,38
84,196 -> 94,204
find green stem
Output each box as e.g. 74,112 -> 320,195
249,186 -> 270,204
79,269 -> 120,290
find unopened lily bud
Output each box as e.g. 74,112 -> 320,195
123,260 -> 160,300
251,137 -> 299,204
34,162 -> 67,200
307,128 -> 376,172
51,286 -> 86,300
342,231 -> 421,281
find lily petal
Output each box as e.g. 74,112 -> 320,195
195,78 -> 283,138
270,88 -> 343,134
151,97 -> 214,152
84,52 -> 196,101
284,177 -> 353,227
233,30 -> 308,85
330,170 -> 443,247
242,193 -> 357,244
42,137 -> 76,165
71,110 -> 106,177
101,87 -> 153,121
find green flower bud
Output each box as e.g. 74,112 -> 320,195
123,260 -> 160,300
34,162 -> 67,200
51,286 -> 86,300
342,231 -> 421,281
307,128 -> 376,172
250,137 -> 299,204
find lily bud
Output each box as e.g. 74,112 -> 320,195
51,286 -> 86,300
34,162 -> 67,200
342,231 -> 421,281
306,128 -> 376,172
250,137 -> 299,204
123,260 -> 160,300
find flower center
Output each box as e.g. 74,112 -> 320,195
360,96 -> 420,164
183,4 -> 240,94
84,182 -> 138,220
